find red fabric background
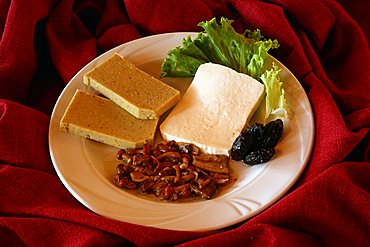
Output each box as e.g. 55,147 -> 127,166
1,0 -> 369,246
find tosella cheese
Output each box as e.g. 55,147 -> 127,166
160,63 -> 265,155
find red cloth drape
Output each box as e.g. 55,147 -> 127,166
0,0 -> 369,246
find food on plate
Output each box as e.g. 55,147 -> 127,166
113,140 -> 233,201
231,119 -> 284,165
60,90 -> 158,149
59,16 -> 292,202
161,17 -> 290,123
160,63 -> 265,155
84,54 -> 180,119
259,64 -> 291,123
161,17 -> 279,79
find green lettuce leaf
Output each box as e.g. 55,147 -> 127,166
161,17 -> 279,78
260,63 -> 291,122
161,36 -> 210,77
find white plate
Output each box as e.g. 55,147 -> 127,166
49,32 -> 314,232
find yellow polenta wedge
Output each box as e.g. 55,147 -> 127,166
83,54 -> 180,119
60,90 -> 158,149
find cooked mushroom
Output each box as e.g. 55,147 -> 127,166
192,154 -> 230,174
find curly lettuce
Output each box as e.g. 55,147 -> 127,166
260,64 -> 291,122
161,17 -> 279,79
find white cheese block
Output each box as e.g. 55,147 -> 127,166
160,63 -> 265,155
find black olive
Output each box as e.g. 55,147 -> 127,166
243,148 -> 275,165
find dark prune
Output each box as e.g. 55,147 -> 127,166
243,148 -> 275,166
262,119 -> 284,148
231,119 -> 284,165
243,123 -> 264,150
231,134 -> 253,161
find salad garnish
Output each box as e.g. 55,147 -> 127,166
161,17 -> 291,122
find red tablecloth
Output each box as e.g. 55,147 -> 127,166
1,0 -> 369,246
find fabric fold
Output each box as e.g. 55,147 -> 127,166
0,100 -> 52,173
0,0 -> 368,246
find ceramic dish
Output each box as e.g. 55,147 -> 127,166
49,32 -> 314,231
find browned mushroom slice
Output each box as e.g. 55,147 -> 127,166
192,154 -> 230,174
130,171 -> 149,182
190,181 -> 218,200
213,173 -> 230,186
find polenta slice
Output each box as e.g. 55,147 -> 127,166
84,54 -> 180,119
60,90 -> 158,149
